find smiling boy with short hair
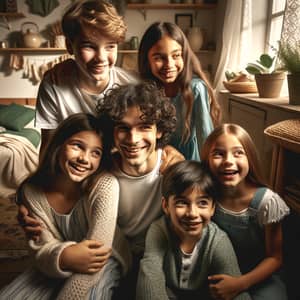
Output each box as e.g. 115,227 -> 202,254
136,160 -> 251,300
35,0 -> 139,158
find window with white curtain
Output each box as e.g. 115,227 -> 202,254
266,0 -> 286,52
213,0 -> 300,93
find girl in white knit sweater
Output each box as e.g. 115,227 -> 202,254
0,113 -> 122,300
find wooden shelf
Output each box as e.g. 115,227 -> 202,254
127,3 -> 216,19
119,49 -> 215,54
0,48 -> 67,53
0,12 -> 25,30
127,3 -> 217,9
0,12 -> 25,17
0,48 -> 141,54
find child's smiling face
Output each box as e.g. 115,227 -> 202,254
147,34 -> 184,85
208,133 -> 250,189
162,185 -> 215,242
59,130 -> 103,183
68,24 -> 118,92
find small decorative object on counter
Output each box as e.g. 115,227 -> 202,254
21,22 -> 42,48
223,70 -> 257,93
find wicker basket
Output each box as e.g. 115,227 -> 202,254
223,81 -> 257,93
264,119 -> 300,153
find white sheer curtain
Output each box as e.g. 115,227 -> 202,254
281,0 -> 300,45
213,0 -> 253,93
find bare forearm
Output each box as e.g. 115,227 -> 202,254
237,257 -> 282,291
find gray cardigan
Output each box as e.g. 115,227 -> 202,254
136,216 -> 251,300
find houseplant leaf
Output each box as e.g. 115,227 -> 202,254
246,63 -> 268,74
259,54 -> 274,68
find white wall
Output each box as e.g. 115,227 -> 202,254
0,0 -> 72,98
0,0 -> 216,98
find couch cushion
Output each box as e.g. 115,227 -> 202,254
0,103 -> 35,131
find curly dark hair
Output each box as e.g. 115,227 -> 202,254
96,81 -> 177,148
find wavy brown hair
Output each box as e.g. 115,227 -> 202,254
62,0 -> 127,43
138,22 -> 221,143
96,81 -> 177,149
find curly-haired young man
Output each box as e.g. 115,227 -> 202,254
94,81 -> 178,299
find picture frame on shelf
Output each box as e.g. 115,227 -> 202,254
175,13 -> 193,34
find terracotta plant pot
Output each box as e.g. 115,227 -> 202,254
287,73 -> 300,105
254,73 -> 285,98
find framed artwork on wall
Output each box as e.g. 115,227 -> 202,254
175,14 -> 193,34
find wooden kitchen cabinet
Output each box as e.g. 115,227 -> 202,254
264,118 -> 300,300
219,92 -> 300,182
264,119 -> 300,212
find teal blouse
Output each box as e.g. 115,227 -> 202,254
169,77 -> 213,161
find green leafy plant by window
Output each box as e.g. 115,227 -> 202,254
246,54 -> 278,74
277,41 -> 300,74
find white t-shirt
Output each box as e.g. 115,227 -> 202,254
112,149 -> 163,254
35,59 -> 139,129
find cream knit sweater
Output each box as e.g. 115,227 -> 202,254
24,173 -> 131,300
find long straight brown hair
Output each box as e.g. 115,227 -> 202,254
201,123 -> 267,187
138,22 -> 221,143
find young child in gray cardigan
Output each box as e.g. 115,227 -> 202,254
136,160 -> 251,300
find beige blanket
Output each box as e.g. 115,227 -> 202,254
0,134 -> 38,198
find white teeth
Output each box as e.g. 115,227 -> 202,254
75,166 -> 86,171
127,148 -> 139,153
70,163 -> 88,172
123,146 -> 145,153
223,170 -> 237,175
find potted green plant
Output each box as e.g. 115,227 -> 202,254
277,41 -> 300,105
246,53 -> 285,98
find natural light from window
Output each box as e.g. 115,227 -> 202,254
267,0 -> 286,52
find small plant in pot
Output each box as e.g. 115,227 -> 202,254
277,41 -> 300,105
246,53 -> 285,98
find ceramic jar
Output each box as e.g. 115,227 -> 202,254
186,27 -> 204,52
21,22 -> 42,48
